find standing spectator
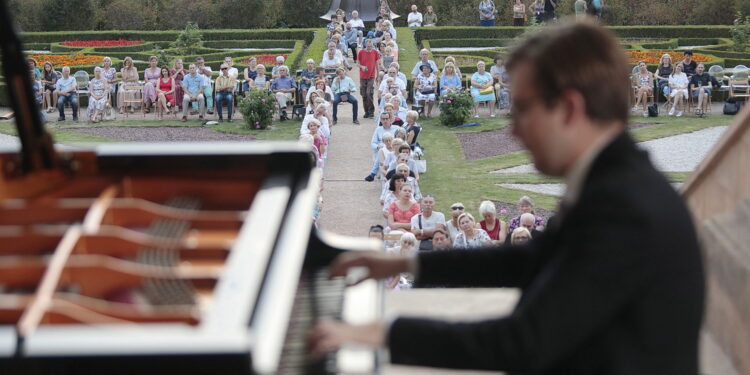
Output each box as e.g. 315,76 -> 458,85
632,61 -> 653,118
87,67 -> 109,123
365,112 -> 400,181
243,57 -> 258,92
272,56 -> 286,79
432,229 -> 452,250
689,63 -> 720,117
358,39 -> 380,119
529,0 -> 545,24
411,195 -> 447,251
170,59 -> 186,112
680,51 -> 697,78
181,64 -> 205,122
507,195 -> 545,233
446,202 -> 465,241
215,63 -> 236,123
544,0 -> 557,22
655,54 -> 674,103
668,64 -> 688,117
407,4 -> 423,27
477,200 -> 507,243
155,66 -> 175,119
300,59 -> 317,104
224,56 -> 238,78
195,57 -> 214,114
574,0 -> 587,19
331,68 -> 359,125
142,56 -> 160,113
414,64 -> 437,117
454,213 -> 492,249
590,0 -> 604,19
41,62 -> 58,113
101,57 -> 117,105
470,61 -> 496,118
411,49 -> 439,80
440,63 -> 462,95
423,6 -> 438,26
388,184 -> 421,233
513,0 -> 526,25
479,0 -> 496,26
55,66 -> 77,122
271,65 -> 297,121
118,57 -> 139,114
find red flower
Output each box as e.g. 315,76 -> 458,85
62,39 -> 144,47
241,54 -> 289,66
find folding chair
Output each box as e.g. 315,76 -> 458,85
73,71 -> 89,119
728,67 -> 750,104
121,82 -> 146,118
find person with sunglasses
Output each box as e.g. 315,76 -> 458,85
215,63 -> 236,123
445,202 -> 465,241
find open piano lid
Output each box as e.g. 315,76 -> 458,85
0,2 -> 346,374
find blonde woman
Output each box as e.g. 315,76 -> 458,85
87,67 -> 109,123
655,53 -> 674,101
170,59 -> 186,111
440,63 -> 462,95
470,60 -> 496,118
101,57 -> 117,98
142,56 -> 160,113
633,60 -> 653,117
444,56 -> 462,76
454,212 -> 492,248
243,57 -> 258,92
252,64 -> 269,90
118,56 -> 139,114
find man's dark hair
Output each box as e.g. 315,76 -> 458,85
196,56 -> 204,62
398,144 -> 411,153
493,55 -> 504,64
369,224 -> 384,233
506,20 -> 630,125
433,229 -> 448,238
684,50 -> 693,56
389,173 -> 406,191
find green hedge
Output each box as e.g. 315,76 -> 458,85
428,38 -> 514,48
21,29 -> 316,44
641,40 -> 679,49
203,40 -> 297,49
23,42 -> 50,51
415,27 -> 526,43
676,38 -> 721,46
299,29 -> 328,71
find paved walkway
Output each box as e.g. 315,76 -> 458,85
318,68 -> 385,237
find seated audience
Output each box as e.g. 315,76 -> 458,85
41,62 -> 58,113
423,5 -> 438,26
407,4 -> 423,27
446,202 -> 464,241
306,118 -> 328,157
142,56 -> 161,113
394,163 -> 421,200
388,184 -> 421,233
118,57 -> 139,114
680,50 -> 697,78
440,63 -> 462,96
510,227 -> 532,245
87,67 -> 109,122
272,56 -> 285,79
299,133 -> 323,167
180,64 -> 206,123
224,56 -> 238,78
506,212 -> 543,244
470,61 -> 496,117
243,57 -> 258,92
55,66 -> 78,122
170,59 -> 186,111
432,229 -> 451,250
403,110 -> 421,149
331,68 -> 359,125
655,53 -> 674,102
301,103 -> 332,140
28,58 -> 41,79
411,194 -> 446,251
381,173 -> 409,216
300,59 -> 317,102
215,63 -> 236,122
377,133 -> 396,179
389,96 -> 408,124
689,63 -> 720,117
507,195 -> 545,232
411,49 -> 439,79
307,79 -> 333,103
386,232 -> 417,290
477,200 -> 506,243
366,112 -> 401,181
443,56 -> 462,76
252,64 -> 269,90
368,224 -> 385,241
271,65 -> 297,120
632,60 -> 653,117
30,70 -> 43,107
101,57 -> 117,101
414,64 -> 437,117
668,63 -> 689,117
491,56 -> 511,110
156,66 -> 175,119
454,212 -> 492,249
343,23 -> 359,62
195,57 -> 214,114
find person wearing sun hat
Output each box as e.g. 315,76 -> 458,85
414,63 -> 437,117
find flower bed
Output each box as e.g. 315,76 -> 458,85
62,39 -> 144,47
241,54 -> 288,66
28,54 -> 104,67
626,50 -> 712,64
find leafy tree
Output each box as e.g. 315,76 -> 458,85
171,22 -> 203,55
730,13 -> 750,52
43,0 -> 94,30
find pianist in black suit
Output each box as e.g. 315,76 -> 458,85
310,20 -> 705,375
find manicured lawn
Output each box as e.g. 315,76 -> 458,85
415,113 -> 732,215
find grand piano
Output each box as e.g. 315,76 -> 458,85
0,2 -> 383,374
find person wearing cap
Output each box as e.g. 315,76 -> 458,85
410,49 -> 439,79
445,203 -> 465,241
414,63 -> 437,117
331,67 -> 359,125
270,65 -> 297,121
272,56 -> 286,80
680,50 -> 697,78
215,63 -> 236,123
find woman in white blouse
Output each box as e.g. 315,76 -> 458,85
668,64 -> 689,117
454,212 -> 492,249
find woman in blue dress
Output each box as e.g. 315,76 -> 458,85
470,61 -> 496,118
439,63 -> 462,96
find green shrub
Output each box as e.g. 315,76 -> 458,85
171,22 -> 204,55
438,90 -> 472,127
300,29 -> 329,71
641,40 -> 679,49
239,89 -> 277,129
731,13 -> 750,52
677,38 -> 721,46
203,40 -> 297,49
428,38 -> 514,48
20,29 -> 315,44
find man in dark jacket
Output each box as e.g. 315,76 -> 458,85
310,20 -> 705,375
690,63 -> 721,117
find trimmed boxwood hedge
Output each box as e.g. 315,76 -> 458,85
203,40 -> 297,49
300,29 -> 328,71
21,29 -> 316,44
428,38 -> 514,48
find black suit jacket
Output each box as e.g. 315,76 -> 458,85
388,132 -> 705,375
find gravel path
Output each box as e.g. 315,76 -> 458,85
317,68 -> 385,237
63,126 -> 256,142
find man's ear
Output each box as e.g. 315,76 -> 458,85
561,89 -> 587,127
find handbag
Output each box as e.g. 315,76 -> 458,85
415,159 -> 427,173
420,89 -> 435,95
479,86 -> 494,95
723,98 -> 740,115
339,93 -> 349,102
647,104 -> 658,117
